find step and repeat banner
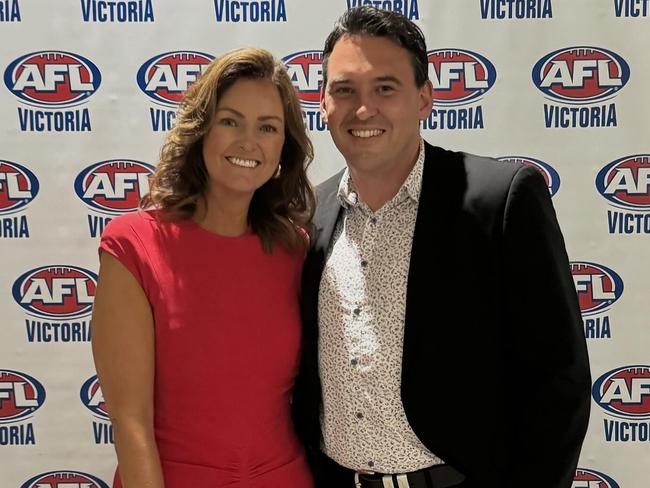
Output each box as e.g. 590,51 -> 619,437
1,1 -> 648,487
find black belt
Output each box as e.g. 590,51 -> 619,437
354,464 -> 465,488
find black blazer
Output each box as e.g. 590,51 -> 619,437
292,141 -> 591,488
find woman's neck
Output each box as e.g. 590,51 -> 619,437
193,191 -> 251,237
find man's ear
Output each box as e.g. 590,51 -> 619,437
417,80 -> 434,121
320,86 -> 329,124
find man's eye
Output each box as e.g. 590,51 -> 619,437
333,87 -> 352,94
378,85 -> 395,94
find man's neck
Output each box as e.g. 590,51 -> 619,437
348,141 -> 421,212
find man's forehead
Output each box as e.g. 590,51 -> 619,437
327,35 -> 413,81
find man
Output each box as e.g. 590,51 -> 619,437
292,6 -> 591,488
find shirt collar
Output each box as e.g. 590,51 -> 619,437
337,138 -> 425,209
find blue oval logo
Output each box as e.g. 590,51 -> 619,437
0,370 -> 46,424
282,50 -> 323,109
574,468 -> 620,488
532,46 -> 630,104
137,51 -> 213,107
596,155 -> 650,211
80,375 -> 109,420
0,160 -> 40,215
21,471 -> 109,488
4,51 -> 101,108
592,365 -> 650,420
74,159 -> 154,215
570,261 -> 624,316
12,265 -> 97,320
428,48 -> 497,106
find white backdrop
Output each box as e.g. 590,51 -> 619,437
1,1 -> 649,487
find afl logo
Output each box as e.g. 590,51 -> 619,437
0,160 -> 39,214
573,468 -> 620,488
0,370 -> 46,424
80,375 -> 109,420
4,51 -> 101,108
596,155 -> 650,211
592,366 -> 650,420
137,51 -> 213,107
570,261 -> 623,316
427,49 -> 497,106
498,156 -> 560,196
74,159 -> 154,215
282,50 -> 323,109
21,471 -> 109,488
532,47 -> 630,104
12,265 -> 97,320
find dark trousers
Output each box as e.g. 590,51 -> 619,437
312,450 -> 472,488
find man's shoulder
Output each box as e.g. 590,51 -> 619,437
424,140 -> 523,180
423,141 -> 528,197
315,168 -> 345,200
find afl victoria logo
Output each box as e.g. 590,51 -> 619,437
137,51 -> 213,107
532,47 -> 630,103
12,265 -> 97,319
74,159 -> 154,214
427,49 -> 497,106
282,50 -> 323,109
0,370 -> 46,423
0,160 -> 39,214
4,51 -> 101,108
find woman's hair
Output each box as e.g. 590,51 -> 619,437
141,47 -> 315,252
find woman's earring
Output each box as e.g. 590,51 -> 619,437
274,163 -> 282,178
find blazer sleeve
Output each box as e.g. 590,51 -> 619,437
500,166 -> 591,488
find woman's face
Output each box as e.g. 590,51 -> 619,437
202,77 -> 285,201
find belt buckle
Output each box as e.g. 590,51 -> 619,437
380,474 -> 410,488
354,472 -> 366,488
354,471 -> 411,488
394,474 -> 410,488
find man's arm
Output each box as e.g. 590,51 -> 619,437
501,165 -> 591,488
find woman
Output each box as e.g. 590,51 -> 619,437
91,48 -> 315,488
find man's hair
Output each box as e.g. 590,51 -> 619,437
322,6 -> 429,88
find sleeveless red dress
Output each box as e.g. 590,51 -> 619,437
100,210 -> 313,488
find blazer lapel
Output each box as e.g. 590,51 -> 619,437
402,142 -> 468,377
313,183 -> 342,259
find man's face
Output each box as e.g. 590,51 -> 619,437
321,34 -> 433,177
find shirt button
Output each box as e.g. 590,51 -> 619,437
350,358 -> 358,366
353,307 -> 361,315
360,260 -> 368,268
370,218 -> 377,224
356,412 -> 363,419
368,461 -> 374,468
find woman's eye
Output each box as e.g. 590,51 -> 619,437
220,118 -> 237,126
260,124 -> 278,133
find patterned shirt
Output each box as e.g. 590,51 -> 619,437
318,139 -> 444,473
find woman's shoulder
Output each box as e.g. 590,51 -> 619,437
101,209 -> 164,240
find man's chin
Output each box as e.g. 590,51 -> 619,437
344,152 -> 384,171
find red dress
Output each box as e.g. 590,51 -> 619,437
100,210 -> 313,488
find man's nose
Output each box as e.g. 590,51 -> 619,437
355,93 -> 378,120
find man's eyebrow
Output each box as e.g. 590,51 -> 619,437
375,75 -> 402,85
328,75 -> 403,86
328,78 -> 351,87
216,107 -> 282,122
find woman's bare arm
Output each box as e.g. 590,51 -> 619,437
91,252 -> 164,488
